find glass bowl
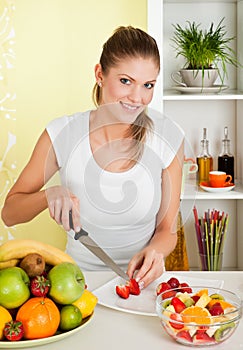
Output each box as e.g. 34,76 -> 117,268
156,286 -> 242,346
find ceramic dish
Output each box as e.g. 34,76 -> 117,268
200,182 -> 235,193
0,314 -> 93,349
93,272 -> 224,317
172,85 -> 228,94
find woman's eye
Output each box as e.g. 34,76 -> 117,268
144,82 -> 154,89
120,78 -> 131,85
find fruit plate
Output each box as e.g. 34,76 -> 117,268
93,272 -> 224,317
0,313 -> 93,349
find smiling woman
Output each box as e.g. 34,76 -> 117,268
0,0 -> 147,246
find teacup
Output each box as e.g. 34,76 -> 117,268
209,171 -> 232,187
181,158 -> 198,193
171,69 -> 218,87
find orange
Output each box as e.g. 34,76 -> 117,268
16,297 -> 60,339
194,289 -> 209,297
0,306 -> 12,340
207,299 -> 234,310
72,290 -> 98,318
181,306 -> 211,325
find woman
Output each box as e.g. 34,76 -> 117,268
1,26 -> 184,288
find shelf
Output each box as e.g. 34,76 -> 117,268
182,181 -> 243,200
164,89 -> 243,101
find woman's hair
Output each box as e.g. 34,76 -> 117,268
92,26 -> 160,161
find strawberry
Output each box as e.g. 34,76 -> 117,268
30,275 -> 50,297
208,302 -> 224,316
194,331 -> 214,343
178,282 -> 192,293
177,330 -> 193,343
167,277 -> 180,289
191,295 -> 200,303
116,285 -> 130,299
128,278 -> 140,295
169,313 -> 184,329
3,320 -> 24,341
171,297 -> 186,313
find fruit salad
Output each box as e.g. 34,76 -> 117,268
156,281 -> 241,346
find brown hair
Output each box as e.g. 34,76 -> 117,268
92,26 -> 160,160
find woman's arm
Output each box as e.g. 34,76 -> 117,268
127,142 -> 184,288
1,130 -> 58,226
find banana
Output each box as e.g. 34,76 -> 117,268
0,239 -> 76,266
0,258 -> 20,269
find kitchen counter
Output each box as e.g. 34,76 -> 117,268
0,271 -> 242,350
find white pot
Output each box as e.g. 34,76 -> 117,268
171,69 -> 218,87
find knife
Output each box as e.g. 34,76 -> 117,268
69,212 -> 129,281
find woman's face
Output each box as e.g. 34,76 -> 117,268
95,57 -> 159,112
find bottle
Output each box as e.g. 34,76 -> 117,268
196,128 -> 213,184
218,126 -> 234,183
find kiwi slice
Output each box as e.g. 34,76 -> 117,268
214,322 -> 235,342
162,300 -> 171,309
210,293 -> 225,301
184,298 -> 195,307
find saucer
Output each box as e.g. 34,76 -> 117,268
200,182 -> 235,193
172,85 -> 228,94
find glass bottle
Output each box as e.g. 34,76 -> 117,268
196,128 -> 213,184
218,126 -> 234,183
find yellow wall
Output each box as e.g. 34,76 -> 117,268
0,0 -> 147,249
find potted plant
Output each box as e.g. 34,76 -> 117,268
171,17 -> 241,87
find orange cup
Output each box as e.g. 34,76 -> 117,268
209,171 -> 232,187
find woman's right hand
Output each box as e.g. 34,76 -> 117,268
45,186 -> 81,232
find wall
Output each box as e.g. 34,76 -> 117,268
0,0 -> 147,249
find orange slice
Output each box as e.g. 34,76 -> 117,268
207,299 -> 234,310
194,289 -> 208,297
181,306 -> 211,325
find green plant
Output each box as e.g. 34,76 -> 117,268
171,18 -> 241,84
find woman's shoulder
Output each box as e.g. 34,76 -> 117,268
46,110 -> 90,134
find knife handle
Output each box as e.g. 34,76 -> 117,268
69,211 -> 89,240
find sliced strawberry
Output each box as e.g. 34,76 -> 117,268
171,297 -> 186,313
208,302 -> 224,316
169,313 -> 184,329
116,285 -> 130,299
194,331 -> 214,343
3,320 -> 24,341
191,295 -> 200,303
156,282 -> 171,296
178,282 -> 192,293
177,330 -> 193,343
128,278 -> 140,295
167,277 -> 180,289
163,289 -> 177,300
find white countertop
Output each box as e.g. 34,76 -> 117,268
1,271 -> 243,350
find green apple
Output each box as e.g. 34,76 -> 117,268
48,262 -> 85,304
0,267 -> 30,308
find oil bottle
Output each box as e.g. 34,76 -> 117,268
218,126 -> 234,183
197,128 -> 213,184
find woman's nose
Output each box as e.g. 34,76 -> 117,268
128,86 -> 142,103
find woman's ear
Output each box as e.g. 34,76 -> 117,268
94,63 -> 103,85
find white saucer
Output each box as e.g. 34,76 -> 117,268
172,85 -> 228,94
200,182 -> 235,193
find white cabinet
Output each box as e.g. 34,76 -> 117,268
148,0 -> 243,270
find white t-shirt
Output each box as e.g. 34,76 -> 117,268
46,108 -> 184,270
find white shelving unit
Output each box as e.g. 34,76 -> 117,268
148,0 -> 243,270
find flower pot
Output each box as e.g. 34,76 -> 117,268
171,69 -> 218,87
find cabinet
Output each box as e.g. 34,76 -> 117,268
147,0 -> 243,270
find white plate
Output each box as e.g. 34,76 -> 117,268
0,314 -> 93,349
93,272 -> 224,317
172,85 -> 228,94
200,183 -> 235,193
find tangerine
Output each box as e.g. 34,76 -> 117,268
0,306 -> 12,340
16,297 -> 60,339
181,306 -> 212,325
207,299 -> 234,310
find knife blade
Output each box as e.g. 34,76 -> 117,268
69,212 -> 129,281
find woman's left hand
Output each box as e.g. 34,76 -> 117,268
126,247 -> 165,289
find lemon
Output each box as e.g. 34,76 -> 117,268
72,289 -> 98,318
0,306 -> 12,340
59,305 -> 82,331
